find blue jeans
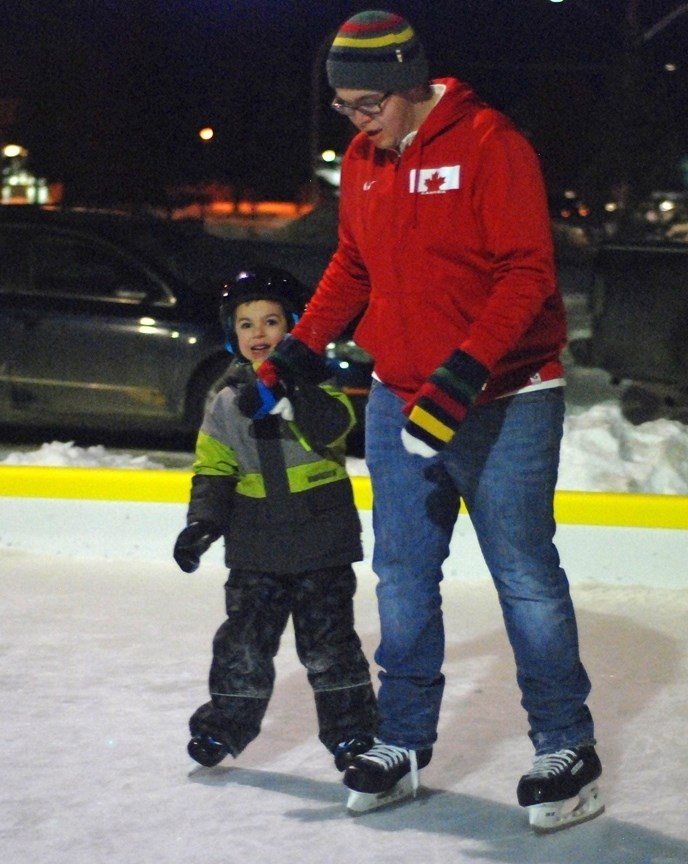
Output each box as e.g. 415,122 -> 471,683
365,381 -> 594,755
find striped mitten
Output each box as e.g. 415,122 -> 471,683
401,350 -> 489,457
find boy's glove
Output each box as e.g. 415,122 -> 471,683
236,379 -> 285,419
255,335 -> 329,390
236,380 -> 295,421
173,521 -> 222,573
401,349 -> 489,458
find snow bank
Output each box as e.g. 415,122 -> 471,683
559,405 -> 688,494
0,440 -> 166,470
3,404 -> 688,495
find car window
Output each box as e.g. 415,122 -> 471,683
29,233 -> 168,303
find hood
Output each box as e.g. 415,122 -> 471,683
344,78 -> 498,215
416,77 -> 489,146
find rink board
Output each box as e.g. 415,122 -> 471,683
0,465 -> 686,528
0,466 -> 686,588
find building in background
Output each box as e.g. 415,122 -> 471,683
2,143 -> 53,205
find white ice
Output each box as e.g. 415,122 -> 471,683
2,552 -> 688,863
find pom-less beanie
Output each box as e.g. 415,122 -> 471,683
326,10 -> 428,93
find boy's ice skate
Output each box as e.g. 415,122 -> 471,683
517,745 -> 604,833
343,741 -> 432,813
333,735 -> 375,772
187,734 -> 230,768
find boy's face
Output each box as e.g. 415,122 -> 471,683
234,299 -> 289,364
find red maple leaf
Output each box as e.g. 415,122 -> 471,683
423,171 -> 445,192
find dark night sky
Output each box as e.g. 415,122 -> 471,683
2,0 -> 686,203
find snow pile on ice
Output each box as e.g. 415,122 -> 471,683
558,404 -> 688,494
0,440 -> 165,470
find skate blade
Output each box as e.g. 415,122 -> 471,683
528,781 -> 604,833
346,773 -> 417,813
188,760 -> 209,777
187,756 -> 228,776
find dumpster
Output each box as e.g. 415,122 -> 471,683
589,242 -> 688,424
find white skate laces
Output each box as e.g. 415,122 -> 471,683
517,745 -> 604,833
343,740 -> 432,813
528,748 -> 580,778
361,742 -> 421,795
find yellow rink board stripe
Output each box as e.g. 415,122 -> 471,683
1,465 -> 687,529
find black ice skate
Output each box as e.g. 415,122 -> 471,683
187,734 -> 229,768
343,740 -> 433,813
517,745 -> 604,833
333,735 -> 375,772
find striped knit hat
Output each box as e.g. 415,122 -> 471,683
327,10 -> 428,93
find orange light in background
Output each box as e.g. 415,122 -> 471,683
199,127 -> 214,142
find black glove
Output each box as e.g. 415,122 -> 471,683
256,335 -> 329,389
173,521 -> 221,573
236,379 -> 290,420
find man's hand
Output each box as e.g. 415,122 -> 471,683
255,335 -> 329,389
401,349 -> 489,457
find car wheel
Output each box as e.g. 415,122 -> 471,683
185,357 -> 232,431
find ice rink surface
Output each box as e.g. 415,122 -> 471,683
2,544 -> 688,864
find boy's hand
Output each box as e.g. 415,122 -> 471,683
236,380 -> 288,420
401,349 -> 489,457
173,521 -> 221,573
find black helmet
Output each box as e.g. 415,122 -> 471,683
220,268 -> 307,354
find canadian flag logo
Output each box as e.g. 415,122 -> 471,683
409,165 -> 461,194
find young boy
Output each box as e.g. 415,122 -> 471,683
173,267 -> 377,772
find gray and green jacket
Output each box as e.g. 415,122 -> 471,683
186,361 -> 362,574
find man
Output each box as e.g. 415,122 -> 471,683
256,10 -> 603,832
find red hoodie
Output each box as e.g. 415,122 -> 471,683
293,77 -> 566,404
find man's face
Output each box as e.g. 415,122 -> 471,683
334,89 -> 413,151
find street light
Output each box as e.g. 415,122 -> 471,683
547,0 -> 688,43
2,143 -> 28,160
642,3 -> 688,42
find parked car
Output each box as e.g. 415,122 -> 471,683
0,206 -> 371,448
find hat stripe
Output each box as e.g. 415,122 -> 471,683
330,42 -> 424,64
338,11 -> 406,32
332,24 -> 416,50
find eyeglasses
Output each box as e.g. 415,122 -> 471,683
330,92 -> 392,117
